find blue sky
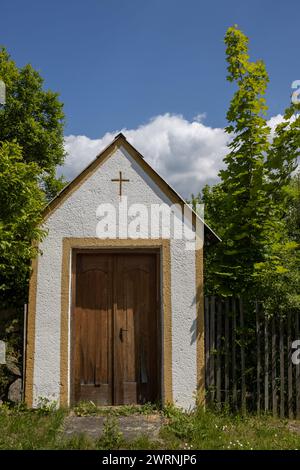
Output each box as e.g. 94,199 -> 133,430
1,0 -> 299,195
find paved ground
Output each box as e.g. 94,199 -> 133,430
63,414 -> 164,441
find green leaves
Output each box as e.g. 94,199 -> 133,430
0,142 -> 45,306
211,26 -> 271,293
0,48 -> 68,306
202,26 -> 300,307
0,47 -> 66,200
224,26 -> 250,81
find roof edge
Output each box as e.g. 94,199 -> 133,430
43,133 -> 221,243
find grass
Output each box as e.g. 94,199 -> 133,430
0,402 -> 300,450
161,406 -> 300,450
72,400 -> 159,416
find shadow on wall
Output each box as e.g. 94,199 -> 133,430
189,280 -> 204,346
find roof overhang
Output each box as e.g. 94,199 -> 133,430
44,133 -> 221,245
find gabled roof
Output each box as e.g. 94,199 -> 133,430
44,133 -> 220,244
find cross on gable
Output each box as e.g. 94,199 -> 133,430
111,171 -> 130,196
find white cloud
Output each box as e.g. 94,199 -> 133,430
267,114 -> 285,139
60,113 -> 229,198
268,114 -> 285,130
59,113 -> 289,198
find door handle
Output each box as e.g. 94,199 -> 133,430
119,328 -> 128,341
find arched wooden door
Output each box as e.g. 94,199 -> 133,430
71,251 -> 161,405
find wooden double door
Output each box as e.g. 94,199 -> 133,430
71,251 -> 161,405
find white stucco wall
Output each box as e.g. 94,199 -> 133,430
32,145 -> 198,409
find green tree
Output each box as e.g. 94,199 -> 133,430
211,26 -> 272,294
253,171 -> 300,316
286,172 -> 300,243
267,106 -> 300,205
0,141 -> 45,306
189,185 -> 228,294
0,47 -> 65,198
202,26 -> 300,301
0,47 -> 67,303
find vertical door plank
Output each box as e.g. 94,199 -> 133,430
73,254 -> 113,405
115,254 -> 159,405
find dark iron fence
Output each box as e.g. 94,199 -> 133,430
205,296 -> 300,418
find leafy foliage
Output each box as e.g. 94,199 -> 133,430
285,172 -> 300,243
200,26 -> 300,311
0,47 -> 66,198
0,141 -> 45,306
253,173 -> 300,316
214,26 -> 272,293
0,48 -> 67,308
97,417 -> 124,450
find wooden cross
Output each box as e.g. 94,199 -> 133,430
111,171 -> 130,196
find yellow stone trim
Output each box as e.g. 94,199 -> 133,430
60,237 -> 172,407
196,243 -> 205,406
24,256 -> 38,407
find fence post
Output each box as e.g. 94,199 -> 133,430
279,318 -> 285,418
232,298 -> 237,411
287,310 -> 293,418
205,297 -> 210,394
22,303 -> 28,402
256,302 -> 261,414
209,296 -> 216,403
296,312 -> 300,419
239,298 -> 246,415
271,316 -> 277,417
216,298 -> 222,407
264,316 -> 269,412
225,299 -> 230,406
